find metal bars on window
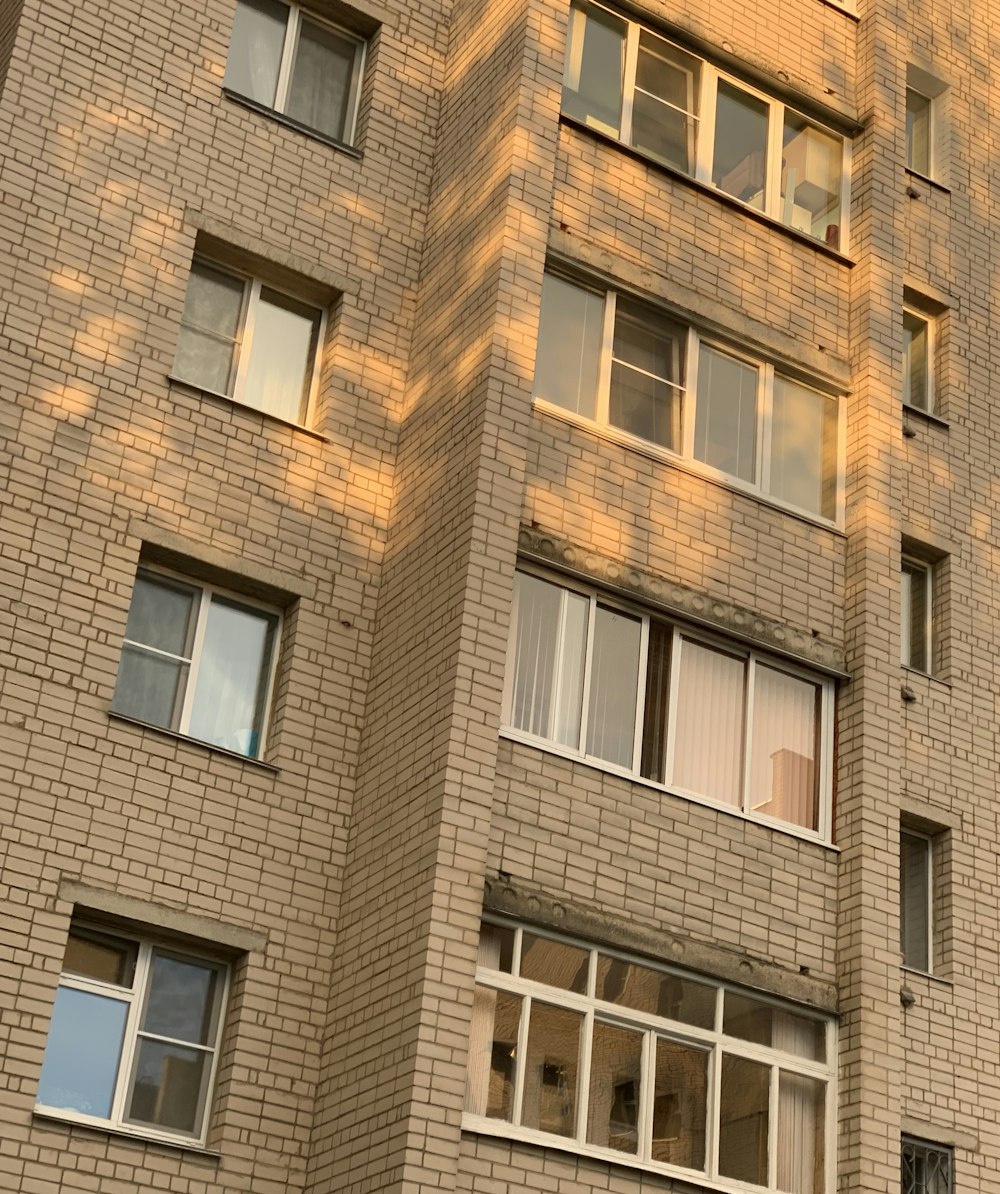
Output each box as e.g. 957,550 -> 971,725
902,1136 -> 953,1194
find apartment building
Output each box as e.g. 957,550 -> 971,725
0,0 -> 985,1191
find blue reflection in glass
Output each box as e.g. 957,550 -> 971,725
37,987 -> 128,1118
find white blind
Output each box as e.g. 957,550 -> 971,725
749,665 -> 818,830
672,639 -> 743,806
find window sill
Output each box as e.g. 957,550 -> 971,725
903,404 -> 950,430
902,666 -> 952,691
499,729 -> 838,850
167,376 -> 330,442
107,711 -> 281,773
559,114 -> 855,265
902,966 -> 954,989
532,397 -> 846,536
818,0 -> 859,18
905,168 -> 951,196
221,88 -> 363,158
32,1110 -> 222,1159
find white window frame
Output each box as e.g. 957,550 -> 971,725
901,556 -> 934,674
465,918 -> 837,1194
534,271 -> 845,526
174,258 -> 327,428
501,566 -> 836,842
561,1 -> 851,251
900,827 -> 934,974
113,565 -> 282,759
227,0 -> 366,145
902,305 -> 934,413
35,923 -> 230,1147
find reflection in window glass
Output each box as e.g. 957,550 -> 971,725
586,606 -> 642,767
903,310 -> 930,411
596,955 -> 716,1027
587,1022 -> 643,1153
37,988 -> 129,1120
769,375 -> 839,520
651,1038 -> 708,1170
533,273 -> 605,419
520,934 -> 589,992
465,987 -> 521,1120
562,3 -> 627,136
719,1054 -> 770,1185
695,344 -> 758,482
64,931 -> 137,987
781,114 -> 843,249
610,299 -> 684,449
632,32 -> 700,172
521,1002 -> 583,1137
127,1040 -> 207,1134
724,992 -> 825,1061
748,665 -> 819,831
713,81 -> 769,208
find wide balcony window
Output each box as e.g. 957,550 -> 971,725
562,1 -> 848,250
465,920 -> 835,1194
534,271 -> 843,523
503,569 -> 835,838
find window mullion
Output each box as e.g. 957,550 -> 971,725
767,102 -> 784,221
597,292 -> 616,427
578,594 -> 598,754
511,993 -> 532,1126
109,944 -> 148,1127
179,588 -> 212,735
620,22 -> 639,144
638,1028 -> 655,1162
273,4 -> 299,112
697,68 -> 719,183
231,279 -> 259,404
577,1008 -> 594,1144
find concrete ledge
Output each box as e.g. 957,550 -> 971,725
130,518 -> 317,606
58,879 -> 268,955
518,526 -> 848,677
903,1115 -> 978,1152
484,874 -> 837,1013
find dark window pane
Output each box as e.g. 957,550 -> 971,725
562,3 -> 626,136
718,1054 -> 770,1185
126,1039 -> 209,1135
123,573 -> 197,657
37,987 -> 129,1119
724,992 -> 825,1062
520,934 -> 589,992
224,0 -> 287,107
713,81 -> 768,207
610,300 -> 684,448
651,1038 -> 708,1170
906,89 -> 931,175
900,831 -> 931,971
595,956 -> 716,1027
632,33 -> 699,172
465,987 -> 521,1120
587,1021 -> 643,1154
533,273 -> 604,420
64,930 -> 137,987
286,17 -> 357,140
478,923 -> 515,973
143,954 -> 220,1045
640,620 -> 671,782
112,645 -> 189,730
903,311 -> 930,411
694,344 -> 758,482
520,1001 -> 583,1136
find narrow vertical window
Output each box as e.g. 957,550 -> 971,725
903,308 -> 932,412
900,829 -> 932,972
901,557 -> 932,672
906,87 -> 932,175
562,2 -> 627,136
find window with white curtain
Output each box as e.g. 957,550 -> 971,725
173,259 -> 325,426
111,566 -> 281,760
562,1 -> 848,249
533,271 -> 843,523
503,570 -> 835,837
224,0 -> 366,145
465,920 -> 835,1194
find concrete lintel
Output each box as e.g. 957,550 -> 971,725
483,875 -> 838,1013
130,518 -> 317,606
518,526 -> 848,677
900,793 -> 962,833
903,1115 -> 978,1152
58,879 -> 268,956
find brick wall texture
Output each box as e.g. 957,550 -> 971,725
0,0 -> 992,1191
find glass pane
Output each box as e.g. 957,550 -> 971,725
587,1022 -> 643,1154
520,933 -> 589,992
586,605 -> 641,767
174,326 -> 240,395
769,375 -> 839,519
713,81 -> 769,209
596,955 -> 716,1027
561,2 -> 626,136
901,831 -> 931,971
509,572 -> 589,749
640,620 -> 671,783
123,573 -> 197,657
64,930 -> 137,987
187,597 -> 278,757
903,1139 -> 952,1194
902,560 -> 930,671
521,1001 -> 583,1137
609,299 -> 684,449
903,311 -> 929,411
694,344 -> 759,482
143,954 -> 219,1045
286,17 -> 357,140
632,33 -> 699,173
777,1071 -> 825,1194
126,1038 -> 208,1135
224,0 -> 287,107
465,987 -> 521,1119
181,263 -> 245,338
781,113 -> 842,248
533,273 -> 604,420
718,1054 -> 770,1185
749,665 -> 820,830
37,986 -> 128,1119
672,639 -> 744,807
906,89 -> 931,175
478,923 -> 515,972
651,1038 -> 708,1170
112,645 -> 189,730
241,289 -> 321,423
724,992 -> 826,1061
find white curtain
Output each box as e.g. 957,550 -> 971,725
748,665 -> 818,829
511,575 -> 587,747
586,606 -> 641,766
672,639 -> 744,806
774,1015 -> 823,1194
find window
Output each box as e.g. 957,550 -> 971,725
902,1137 -> 952,1194
466,920 -> 835,1194
562,2 -> 847,249
900,828 -> 933,972
903,307 -> 933,412
901,556 -> 933,672
173,259 -> 325,425
111,567 -> 281,759
534,271 -> 842,522
503,569 -> 835,837
36,923 -> 228,1145
905,88 -> 932,175
224,0 -> 365,145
